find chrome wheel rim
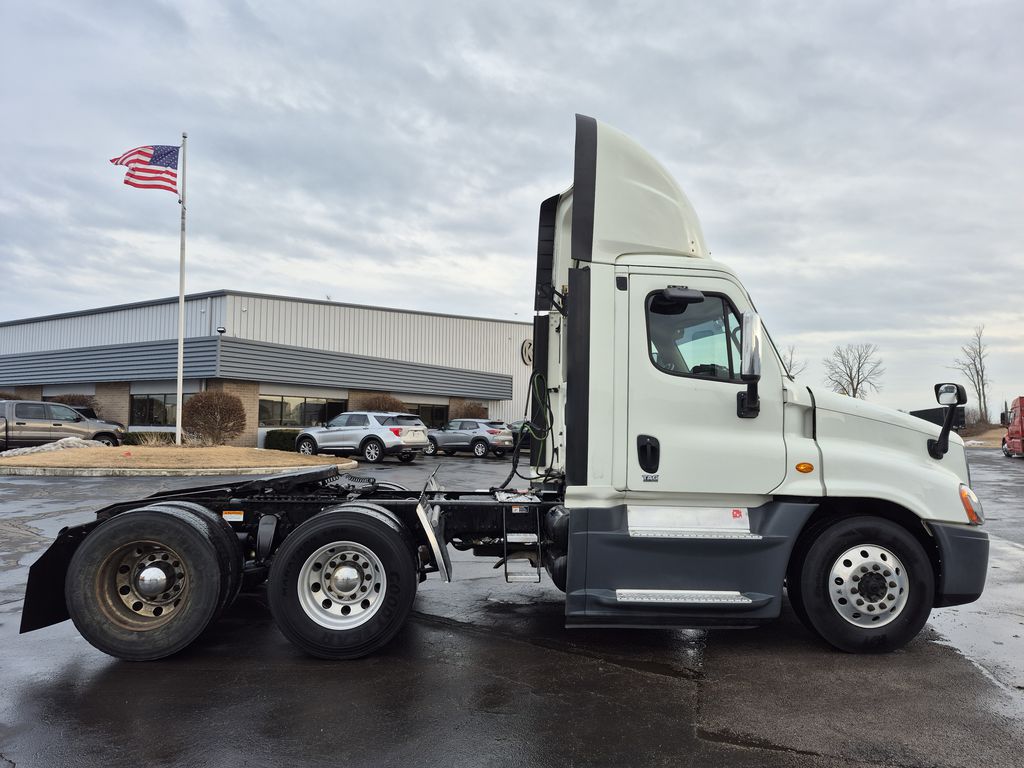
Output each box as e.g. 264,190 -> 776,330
297,541 -> 387,629
298,441 -> 314,455
829,544 -> 909,628
473,443 -> 486,457
364,442 -> 381,461
424,442 -> 436,455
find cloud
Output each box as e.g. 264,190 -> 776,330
1,0 -> 1022,412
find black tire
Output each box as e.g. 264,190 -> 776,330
423,439 -> 438,457
443,449 -> 457,456
361,438 -> 384,463
793,516 -> 934,653
398,452 -> 416,463
471,440 -> 488,458
1003,440 -> 1012,458
492,449 -> 506,458
267,506 -> 417,659
65,508 -> 223,660
143,501 -> 244,616
296,437 -> 318,456
93,433 -> 118,447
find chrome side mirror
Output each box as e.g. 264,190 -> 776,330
737,312 -> 763,418
929,383 -> 968,459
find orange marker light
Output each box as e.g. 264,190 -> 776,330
795,462 -> 814,474
959,485 -> 984,525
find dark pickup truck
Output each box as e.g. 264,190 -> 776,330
0,400 -> 125,450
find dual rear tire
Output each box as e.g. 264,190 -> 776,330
66,506 -> 231,661
266,505 -> 418,659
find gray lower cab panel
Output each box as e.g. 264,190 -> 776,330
564,502 -> 816,627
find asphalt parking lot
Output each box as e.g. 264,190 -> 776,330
1,450 -> 1022,767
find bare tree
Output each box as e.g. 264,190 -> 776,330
781,345 -> 808,377
952,326 -> 991,423
822,343 -> 885,399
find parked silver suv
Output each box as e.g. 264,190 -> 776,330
423,419 -> 514,458
294,411 -> 428,463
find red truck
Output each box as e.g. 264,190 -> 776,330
1001,397 -> 1023,457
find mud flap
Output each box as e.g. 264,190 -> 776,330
20,522 -> 98,633
415,469 -> 452,582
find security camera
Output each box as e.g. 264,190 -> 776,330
216,326 -> 226,335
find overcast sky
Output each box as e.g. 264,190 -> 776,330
2,0 -> 1021,415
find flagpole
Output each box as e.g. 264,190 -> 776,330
175,132 -> 187,446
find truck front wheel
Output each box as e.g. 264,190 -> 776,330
789,516 -> 934,653
65,508 -> 223,660
267,506 -> 417,659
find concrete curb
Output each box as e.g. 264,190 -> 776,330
0,459 -> 359,477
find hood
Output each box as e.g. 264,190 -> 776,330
810,387 -> 962,444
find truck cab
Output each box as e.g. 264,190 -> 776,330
527,116 -> 988,649
1001,397 -> 1023,457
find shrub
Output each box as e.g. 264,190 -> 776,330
123,431 -> 175,446
49,393 -> 99,411
357,392 -> 407,413
182,391 -> 246,445
265,429 -> 302,452
450,400 -> 488,419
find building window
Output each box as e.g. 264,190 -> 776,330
129,394 -> 195,427
258,396 -> 347,427
405,404 -> 449,428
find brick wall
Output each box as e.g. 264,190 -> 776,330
13,385 -> 43,401
206,379 -> 260,447
94,382 -> 130,425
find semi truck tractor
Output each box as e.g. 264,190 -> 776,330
1001,397 -> 1023,457
19,116 -> 989,660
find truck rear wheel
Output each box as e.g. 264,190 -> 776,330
267,506 -> 417,659
65,508 -> 223,660
142,501 -> 244,617
792,516 -> 933,653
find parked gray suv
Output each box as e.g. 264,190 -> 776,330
294,411 -> 429,463
0,400 -> 126,450
423,419 -> 514,458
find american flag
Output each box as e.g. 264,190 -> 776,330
109,145 -> 180,194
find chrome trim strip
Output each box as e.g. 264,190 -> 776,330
628,529 -> 762,540
615,589 -> 752,605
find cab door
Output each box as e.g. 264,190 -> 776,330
48,403 -> 90,440
626,273 -> 787,496
11,402 -> 52,447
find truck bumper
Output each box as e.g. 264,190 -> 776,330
930,521 -> 989,607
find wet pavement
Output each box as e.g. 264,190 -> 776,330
1,450 -> 1022,767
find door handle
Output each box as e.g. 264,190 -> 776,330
637,434 -> 660,474
53,423 -> 63,426
15,422 -> 26,426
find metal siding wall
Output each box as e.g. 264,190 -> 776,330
224,295 -> 532,418
218,338 -> 512,401
0,338 -> 218,385
0,298 -> 222,355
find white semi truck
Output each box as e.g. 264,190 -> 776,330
20,116 -> 988,660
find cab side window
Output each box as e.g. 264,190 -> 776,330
15,403 -> 47,419
49,404 -> 80,421
646,292 -> 742,381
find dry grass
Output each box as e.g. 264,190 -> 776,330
0,446 -> 352,470
960,426 -> 1004,448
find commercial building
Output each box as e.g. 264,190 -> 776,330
0,290 -> 532,447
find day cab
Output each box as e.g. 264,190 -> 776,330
1001,397 -> 1023,457
528,116 -> 989,652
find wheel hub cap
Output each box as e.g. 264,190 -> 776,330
828,544 -> 909,628
135,565 -> 171,598
297,541 -> 387,630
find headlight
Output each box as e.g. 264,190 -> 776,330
959,484 -> 984,525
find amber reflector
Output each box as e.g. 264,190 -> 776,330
795,463 -> 814,474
